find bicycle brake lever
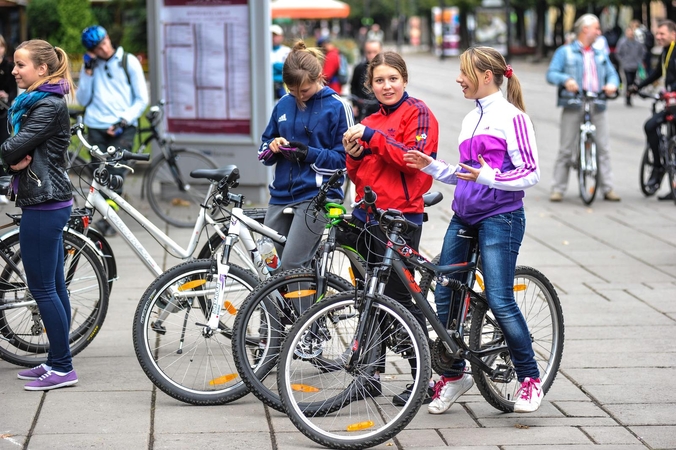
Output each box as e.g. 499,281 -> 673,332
112,162 -> 135,173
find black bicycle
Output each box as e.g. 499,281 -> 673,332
276,187 -> 564,449
636,90 -> 676,203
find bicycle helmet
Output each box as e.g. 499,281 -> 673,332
81,25 -> 107,50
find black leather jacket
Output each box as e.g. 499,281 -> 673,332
0,95 -> 72,207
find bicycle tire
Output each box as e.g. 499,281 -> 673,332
144,148 -> 218,228
578,133 -> 599,205
277,291 -> 431,450
231,268 -> 354,413
132,259 -> 258,405
667,140 -> 676,204
469,266 -> 564,413
0,232 -> 109,367
639,145 -> 659,196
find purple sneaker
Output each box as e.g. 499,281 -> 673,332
17,364 -> 50,381
24,370 -> 78,391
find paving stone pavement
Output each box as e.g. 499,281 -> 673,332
1,52 -> 675,450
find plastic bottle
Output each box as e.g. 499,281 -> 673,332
258,236 -> 280,271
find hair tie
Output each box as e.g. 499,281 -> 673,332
504,65 -> 513,79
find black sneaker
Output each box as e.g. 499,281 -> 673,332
392,383 -> 434,406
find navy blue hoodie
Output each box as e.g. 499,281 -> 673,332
259,86 -> 351,205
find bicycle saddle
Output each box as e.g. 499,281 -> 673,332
422,191 -> 443,207
190,165 -> 239,183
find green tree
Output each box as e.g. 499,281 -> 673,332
26,0 -> 95,54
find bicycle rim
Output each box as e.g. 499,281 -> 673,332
232,269 -> 354,413
144,149 -> 217,228
277,292 -> 431,449
578,135 -> 598,205
0,233 -> 109,367
133,260 -> 257,405
639,145 -> 658,196
469,266 -> 564,412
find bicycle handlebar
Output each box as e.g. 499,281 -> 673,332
71,123 -> 149,163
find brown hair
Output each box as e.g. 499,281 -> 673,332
282,40 -> 324,109
364,51 -> 408,93
658,19 -> 676,35
459,46 -> 525,112
16,39 -> 73,98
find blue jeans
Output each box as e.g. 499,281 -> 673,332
19,206 -> 73,372
435,208 -> 539,381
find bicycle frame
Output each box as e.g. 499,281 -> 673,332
351,221 -> 510,380
579,96 -> 597,174
84,178 -> 229,278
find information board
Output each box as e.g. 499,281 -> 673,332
160,0 -> 251,135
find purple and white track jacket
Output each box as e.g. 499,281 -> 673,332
422,91 -> 539,225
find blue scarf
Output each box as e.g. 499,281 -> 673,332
8,80 -> 69,134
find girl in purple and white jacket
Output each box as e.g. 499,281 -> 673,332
404,46 -> 542,415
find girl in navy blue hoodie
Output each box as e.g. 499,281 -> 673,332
259,40 -> 351,283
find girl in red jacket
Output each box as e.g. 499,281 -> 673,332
341,50 -> 439,405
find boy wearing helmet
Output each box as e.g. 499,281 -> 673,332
76,25 -> 148,235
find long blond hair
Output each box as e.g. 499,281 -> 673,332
16,39 -> 73,98
459,46 -> 525,112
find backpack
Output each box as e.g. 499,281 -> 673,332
336,52 -> 349,85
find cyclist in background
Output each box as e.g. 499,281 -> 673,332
1,40 -> 76,390
258,39 -> 349,294
349,39 -> 382,122
404,46 -> 542,414
317,36 -> 342,94
546,14 -> 620,203
271,24 -> 290,101
629,20 -> 676,201
75,25 -> 148,235
342,50 -> 439,407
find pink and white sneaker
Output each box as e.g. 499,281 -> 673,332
513,377 -> 543,413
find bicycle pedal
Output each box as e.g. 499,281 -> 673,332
490,364 -> 515,383
151,321 -> 166,335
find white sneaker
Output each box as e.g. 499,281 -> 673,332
513,377 -> 543,413
427,373 -> 474,414
0,195 -> 8,205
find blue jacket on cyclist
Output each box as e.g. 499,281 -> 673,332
257,40 -> 350,278
547,38 -> 620,111
259,84 -> 350,205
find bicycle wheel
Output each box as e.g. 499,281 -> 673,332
231,268 -> 354,412
639,145 -> 659,196
144,148 -> 217,228
469,266 -> 564,413
578,133 -> 599,205
666,140 -> 676,204
133,259 -> 258,405
0,232 -> 109,367
277,291 -> 431,450
67,151 -> 94,207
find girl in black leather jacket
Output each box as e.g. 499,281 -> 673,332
0,40 -> 77,391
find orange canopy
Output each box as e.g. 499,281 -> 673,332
271,0 -> 350,19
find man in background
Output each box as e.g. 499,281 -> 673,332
271,24 -> 290,100
349,39 -> 382,122
76,25 -> 148,235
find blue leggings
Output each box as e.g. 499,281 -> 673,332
19,206 -> 73,372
